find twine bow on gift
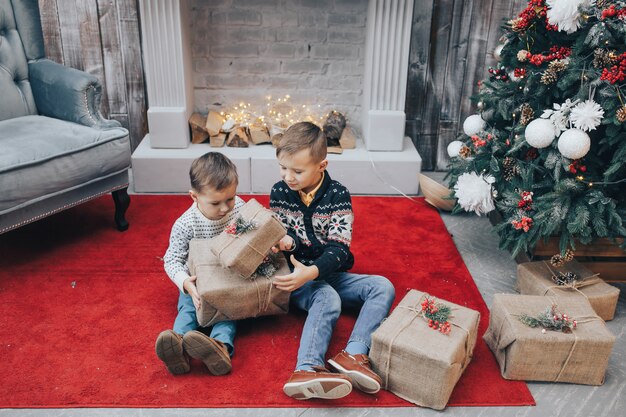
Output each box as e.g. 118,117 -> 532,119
541,261 -> 602,301
380,293 -> 472,390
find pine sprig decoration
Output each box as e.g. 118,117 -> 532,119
518,304 -> 577,333
420,297 -> 453,335
253,253 -> 281,278
224,216 -> 258,235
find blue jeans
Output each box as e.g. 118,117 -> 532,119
173,291 -> 237,355
290,272 -> 395,370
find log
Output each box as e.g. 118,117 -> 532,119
210,133 -> 226,147
271,132 -> 283,147
226,127 -> 249,147
339,126 -> 356,149
323,111 -> 346,147
206,111 -> 225,136
328,146 -> 343,154
270,125 -> 285,147
249,124 -> 271,144
189,113 -> 209,144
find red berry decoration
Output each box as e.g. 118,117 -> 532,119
420,296 -> 453,335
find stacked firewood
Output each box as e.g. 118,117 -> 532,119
189,110 -> 357,153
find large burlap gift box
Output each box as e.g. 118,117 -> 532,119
188,238 -> 290,327
483,294 -> 615,385
517,260 -> 619,320
210,198 -> 286,278
369,289 -> 480,410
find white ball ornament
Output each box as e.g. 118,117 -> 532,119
447,140 -> 464,158
558,128 -> 590,159
494,43 -> 504,61
463,114 -> 486,136
524,118 -> 556,148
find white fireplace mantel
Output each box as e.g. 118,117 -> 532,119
138,0 -> 414,151
132,0 -> 421,195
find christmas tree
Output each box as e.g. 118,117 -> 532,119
446,0 -> 626,257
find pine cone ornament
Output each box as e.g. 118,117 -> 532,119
593,49 -> 617,68
503,157 -> 520,181
617,106 -> 626,123
541,69 -> 558,84
519,104 -> 534,126
550,249 -> 575,268
509,17 -> 525,32
548,59 -> 567,73
459,145 -> 472,159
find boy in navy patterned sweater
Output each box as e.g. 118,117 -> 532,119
270,122 -> 396,400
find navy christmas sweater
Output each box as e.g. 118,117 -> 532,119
270,172 -> 354,278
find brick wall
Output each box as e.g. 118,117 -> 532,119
190,0 -> 367,129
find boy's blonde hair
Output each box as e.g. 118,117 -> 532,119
189,152 -> 238,192
276,122 -> 327,163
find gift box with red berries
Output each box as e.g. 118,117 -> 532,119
188,238 -> 290,327
369,289 -> 480,410
210,198 -> 286,278
517,260 -> 619,321
483,294 -> 615,385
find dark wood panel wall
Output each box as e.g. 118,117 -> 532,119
38,0 -> 146,151
406,0 -> 529,170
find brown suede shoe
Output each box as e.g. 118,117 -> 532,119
283,366 -> 352,400
155,329 -> 190,375
182,330 -> 232,375
328,350 -> 382,394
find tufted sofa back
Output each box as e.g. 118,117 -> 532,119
0,0 -> 45,122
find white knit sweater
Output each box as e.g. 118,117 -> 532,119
163,196 -> 245,293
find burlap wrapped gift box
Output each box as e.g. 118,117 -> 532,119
484,294 -> 615,385
369,289 -> 480,410
188,238 -> 290,327
210,198 -> 286,278
517,260 -> 619,321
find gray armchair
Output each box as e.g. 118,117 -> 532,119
0,0 -> 131,234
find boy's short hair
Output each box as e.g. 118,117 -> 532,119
189,152 -> 238,192
276,121 -> 327,163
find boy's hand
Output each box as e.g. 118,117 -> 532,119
273,255 -> 318,292
271,235 -> 295,253
183,275 -> 202,310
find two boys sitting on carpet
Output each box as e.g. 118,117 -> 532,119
156,122 -> 396,400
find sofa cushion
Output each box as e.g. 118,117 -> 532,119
0,115 -> 130,213
0,0 -> 37,121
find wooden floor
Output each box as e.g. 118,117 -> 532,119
1,172 -> 624,417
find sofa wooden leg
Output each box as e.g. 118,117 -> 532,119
112,188 -> 130,231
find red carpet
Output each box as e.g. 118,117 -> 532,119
0,195 -> 534,408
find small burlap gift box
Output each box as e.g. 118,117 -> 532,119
483,294 -> 615,385
517,260 -> 619,320
188,239 -> 290,327
369,289 -> 480,410
210,198 -> 286,278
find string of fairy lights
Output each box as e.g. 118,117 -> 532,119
217,95 -> 330,131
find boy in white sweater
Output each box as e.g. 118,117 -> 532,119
156,152 -> 244,375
